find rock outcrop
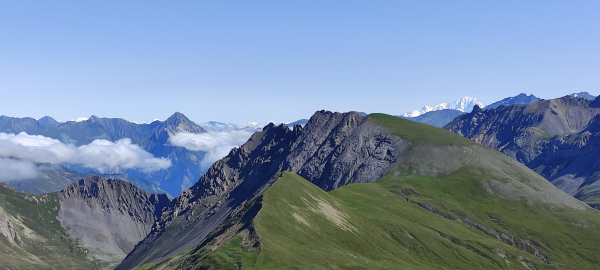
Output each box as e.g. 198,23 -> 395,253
58,176 -> 170,267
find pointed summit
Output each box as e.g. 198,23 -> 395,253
163,112 -> 205,134
165,112 -> 190,124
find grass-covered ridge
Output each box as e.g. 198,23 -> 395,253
0,183 -> 98,270
369,113 -> 474,146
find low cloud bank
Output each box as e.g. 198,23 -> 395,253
168,129 -> 255,171
0,132 -> 171,181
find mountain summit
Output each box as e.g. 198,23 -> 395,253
401,96 -> 484,118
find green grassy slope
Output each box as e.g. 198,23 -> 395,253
0,183 -> 98,270
142,170 -> 600,269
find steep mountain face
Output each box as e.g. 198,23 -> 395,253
445,95 -> 600,207
485,93 -> 541,110
58,177 -> 170,268
0,112 -> 208,197
401,96 -> 484,118
119,111 -> 595,270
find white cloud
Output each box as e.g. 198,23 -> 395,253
0,158 -> 38,182
167,129 -> 254,171
0,132 -> 171,181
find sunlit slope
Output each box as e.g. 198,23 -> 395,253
252,172 -> 549,269
0,183 -> 98,270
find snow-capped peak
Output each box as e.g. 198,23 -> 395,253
401,96 -> 485,118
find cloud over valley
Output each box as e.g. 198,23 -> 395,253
0,132 -> 171,181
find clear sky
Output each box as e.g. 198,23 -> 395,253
1,1 -> 599,124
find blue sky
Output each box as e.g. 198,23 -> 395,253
1,1 -> 599,124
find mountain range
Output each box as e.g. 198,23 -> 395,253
114,110 -> 600,269
2,103 -> 600,269
399,94 -> 542,128
0,113 -> 215,197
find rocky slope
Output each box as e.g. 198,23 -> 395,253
118,110 -> 592,269
445,95 -> 600,207
58,177 -> 170,268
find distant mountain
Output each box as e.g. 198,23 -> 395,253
445,95 -> 600,208
118,111 -> 600,270
570,92 -> 596,100
401,96 -> 484,118
485,93 -> 541,110
401,109 -> 465,128
0,112 -> 209,197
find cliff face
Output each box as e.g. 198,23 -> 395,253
445,96 -> 600,206
118,111 -> 405,269
58,176 -> 170,268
